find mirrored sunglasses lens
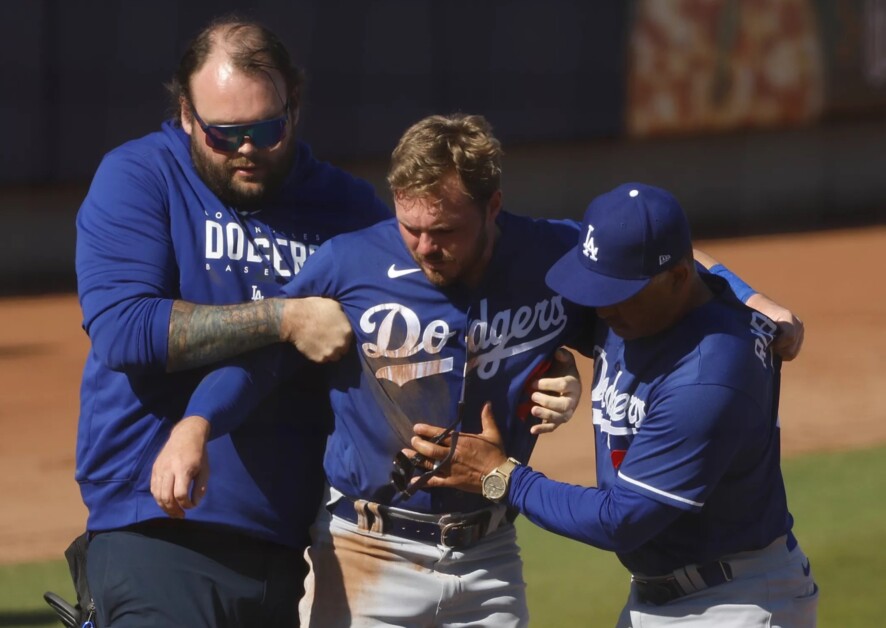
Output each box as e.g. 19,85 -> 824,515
246,119 -> 287,148
390,470 -> 407,492
204,128 -> 243,151
391,452 -> 415,492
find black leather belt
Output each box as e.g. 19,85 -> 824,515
329,498 -> 514,549
633,561 -> 733,606
633,531 -> 798,606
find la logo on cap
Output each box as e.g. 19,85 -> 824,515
544,182 -> 692,308
582,224 -> 599,261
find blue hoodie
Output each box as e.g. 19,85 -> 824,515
75,121 -> 391,548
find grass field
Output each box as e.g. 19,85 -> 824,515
520,444 -> 886,626
2,445 -> 883,627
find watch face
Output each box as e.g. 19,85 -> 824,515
483,474 -> 507,501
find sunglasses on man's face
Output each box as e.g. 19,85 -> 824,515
190,103 -> 289,151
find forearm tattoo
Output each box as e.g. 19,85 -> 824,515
166,299 -> 285,372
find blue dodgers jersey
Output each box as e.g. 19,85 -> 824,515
76,120 -> 390,546
282,212 -> 584,513
591,279 -> 793,573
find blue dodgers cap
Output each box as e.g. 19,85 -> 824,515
546,183 -> 692,307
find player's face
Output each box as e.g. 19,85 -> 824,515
395,174 -> 501,287
596,268 -> 683,340
182,56 -> 297,208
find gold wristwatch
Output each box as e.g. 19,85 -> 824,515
481,457 -> 520,503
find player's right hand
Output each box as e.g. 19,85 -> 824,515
150,415 -> 211,518
280,297 -> 353,362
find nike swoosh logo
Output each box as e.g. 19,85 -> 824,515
387,264 -> 422,279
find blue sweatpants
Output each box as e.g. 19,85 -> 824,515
86,520 -> 306,628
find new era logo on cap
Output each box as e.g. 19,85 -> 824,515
545,183 -> 692,307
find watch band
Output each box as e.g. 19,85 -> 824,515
496,457 -> 518,478
481,457 -> 521,502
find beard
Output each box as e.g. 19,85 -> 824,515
414,222 -> 490,287
190,134 -> 296,209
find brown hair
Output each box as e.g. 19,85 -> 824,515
166,14 -> 305,119
387,113 -> 502,205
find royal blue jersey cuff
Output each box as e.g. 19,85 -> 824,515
707,263 -> 757,303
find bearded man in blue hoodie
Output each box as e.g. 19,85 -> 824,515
74,16 -> 391,627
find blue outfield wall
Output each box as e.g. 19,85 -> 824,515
2,0 -> 886,293
0,1 -> 627,184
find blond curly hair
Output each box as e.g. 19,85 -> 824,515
387,113 -> 502,205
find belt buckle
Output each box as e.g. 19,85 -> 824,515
440,521 -> 480,549
439,514 -> 482,548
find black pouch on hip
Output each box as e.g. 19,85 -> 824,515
43,531 -> 97,627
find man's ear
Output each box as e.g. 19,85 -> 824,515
180,98 -> 194,135
669,259 -> 691,289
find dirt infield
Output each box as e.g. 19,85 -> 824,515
1,226 -> 883,565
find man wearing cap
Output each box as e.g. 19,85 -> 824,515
408,182 -> 819,626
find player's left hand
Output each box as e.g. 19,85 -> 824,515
529,347 -> 581,434
745,293 -> 805,361
150,415 -> 211,518
405,402 -> 507,494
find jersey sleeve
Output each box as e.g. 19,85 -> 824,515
615,383 -> 759,511
184,236 -> 343,433
76,148 -> 175,372
184,344 -> 306,438
280,237 -> 340,298
507,465 -> 682,551
183,228 -> 348,436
